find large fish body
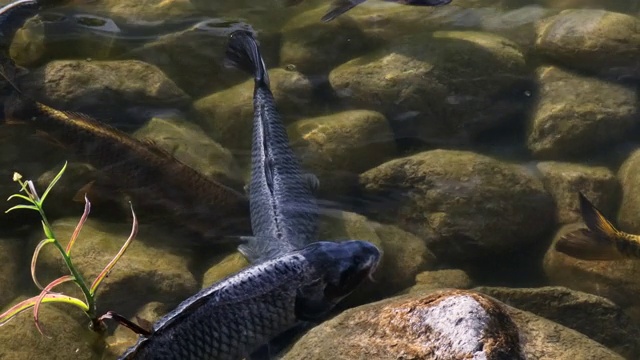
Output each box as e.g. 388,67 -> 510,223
3,99 -> 251,239
556,192 -> 640,260
225,30 -> 319,263
118,240 -> 381,359
0,0 -> 250,240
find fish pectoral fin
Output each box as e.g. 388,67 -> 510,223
555,228 -> 624,261
34,129 -> 69,149
322,0 -> 366,22
134,316 -> 154,334
578,192 -> 619,239
238,236 -> 263,262
302,173 -> 320,193
294,293 -> 335,321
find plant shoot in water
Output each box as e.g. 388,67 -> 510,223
0,162 -> 138,334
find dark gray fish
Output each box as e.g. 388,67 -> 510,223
285,0 -> 452,22
0,0 -> 40,50
118,240 -> 381,359
225,30 -> 319,263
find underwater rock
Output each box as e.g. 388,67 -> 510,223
329,30 -> 530,146
283,289 -> 623,360
617,149 -> 640,233
288,110 -> 396,200
32,217 -> 198,317
344,2 -> 550,51
318,209 -> 436,305
359,149 -> 554,262
193,68 -> 314,157
104,301 -> 169,358
35,162 -> 100,219
127,20 -> 265,98
201,252 -> 249,289
133,115 -> 243,185
536,161 -> 620,224
86,0 -> 196,22
19,59 -> 190,122
280,6 -> 374,75
527,66 -> 637,160
0,296 -> 103,359
0,239 -> 21,309
475,286 -> 640,359
544,223 -> 640,322
535,9 -> 640,78
407,269 -> 474,294
284,290 -> 525,360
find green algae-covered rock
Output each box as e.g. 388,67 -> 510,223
329,30 -> 530,145
536,161 -> 620,224
527,66 -> 636,160
359,149 -> 554,261
288,110 -> 396,199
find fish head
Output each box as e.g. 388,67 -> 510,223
294,240 -> 381,320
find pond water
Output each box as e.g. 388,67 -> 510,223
1,0 -> 640,359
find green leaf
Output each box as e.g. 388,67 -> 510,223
90,203 -> 138,295
5,204 -> 38,213
40,162 -> 67,204
0,293 -> 88,327
31,238 -> 55,290
6,193 -> 34,204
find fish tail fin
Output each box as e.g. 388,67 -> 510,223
577,192 -> 619,240
224,30 -> 270,88
555,192 -> 624,260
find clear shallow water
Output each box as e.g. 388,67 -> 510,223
1,0 -> 640,358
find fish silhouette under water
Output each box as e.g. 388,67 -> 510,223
556,192 -> 640,260
118,240 -> 381,359
0,0 -> 250,241
224,30 -> 319,263
286,0 -> 452,22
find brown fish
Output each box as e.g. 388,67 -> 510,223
555,192 -> 640,260
2,79 -> 250,241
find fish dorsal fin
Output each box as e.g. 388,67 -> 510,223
264,157 -> 275,194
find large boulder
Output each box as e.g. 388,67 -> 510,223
535,161 -> 620,224
476,286 -> 640,359
359,149 -> 554,261
19,60 -> 190,123
283,289 -> 622,360
288,110 -> 397,199
535,9 -> 640,78
617,149 -> 640,232
527,66 -> 637,160
329,30 -> 530,145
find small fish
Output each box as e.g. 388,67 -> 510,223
118,240 -> 381,359
556,192 -> 640,260
285,0 -> 452,23
0,3 -> 250,240
225,30 -> 319,263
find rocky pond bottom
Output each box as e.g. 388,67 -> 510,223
2,0 -> 640,359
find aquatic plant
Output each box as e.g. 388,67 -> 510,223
0,162 -> 138,334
